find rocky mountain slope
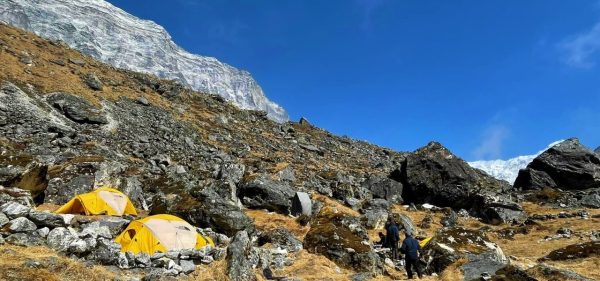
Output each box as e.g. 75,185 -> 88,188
0,0 -> 288,122
0,24 -> 599,281
468,140 -> 564,183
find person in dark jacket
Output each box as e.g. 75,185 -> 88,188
385,217 -> 400,260
400,231 -> 423,279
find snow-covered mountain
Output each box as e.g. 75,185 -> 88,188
0,0 -> 288,122
468,140 -> 564,183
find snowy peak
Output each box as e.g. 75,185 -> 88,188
0,0 -> 288,122
468,140 -> 565,183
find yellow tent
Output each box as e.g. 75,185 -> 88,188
115,214 -> 214,254
55,187 -> 137,216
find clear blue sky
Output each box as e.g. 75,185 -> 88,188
107,0 -> 600,160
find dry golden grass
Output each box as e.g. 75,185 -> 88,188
0,244 -> 118,281
313,194 -> 360,217
245,209 -> 310,240
545,257 -> 600,280
269,250 -> 353,281
0,23 -> 172,109
187,259 -> 230,281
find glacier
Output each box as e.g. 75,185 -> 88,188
468,140 -> 564,184
0,0 -> 289,122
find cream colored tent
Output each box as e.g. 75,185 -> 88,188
115,214 -> 214,254
55,187 -> 137,216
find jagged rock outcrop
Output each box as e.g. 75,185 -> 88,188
514,138 -> 600,191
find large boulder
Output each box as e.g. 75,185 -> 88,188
514,138 -> 600,190
6,217 -> 37,233
45,92 -> 108,124
395,142 -> 511,209
227,231 -> 257,281
422,227 -> 508,280
0,201 -> 31,219
28,210 -> 69,228
47,227 -> 78,252
304,207 -> 383,273
394,142 -> 522,223
238,176 -> 295,214
361,176 -> 403,204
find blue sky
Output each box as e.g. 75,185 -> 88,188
107,0 -> 600,160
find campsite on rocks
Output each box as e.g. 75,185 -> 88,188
1,1 -> 600,280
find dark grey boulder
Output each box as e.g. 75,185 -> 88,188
362,176 -> 403,204
45,173 -> 95,205
227,231 -> 257,281
7,217 -> 37,233
47,227 -> 78,252
396,213 -> 417,236
514,138 -> 600,190
0,212 -> 9,227
527,264 -> 595,281
88,238 -> 122,265
0,201 -> 31,219
580,193 -> 600,208
395,142 -> 510,210
83,73 -> 103,91
5,233 -> 45,246
360,199 -> 390,229
462,250 -> 509,281
179,259 -> 196,274
28,210 -> 68,228
46,92 -> 108,124
238,176 -> 295,214
440,209 -> 458,227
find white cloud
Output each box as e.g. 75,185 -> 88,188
473,125 -> 510,160
560,21 -> 600,68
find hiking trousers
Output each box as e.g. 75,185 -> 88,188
390,241 -> 399,260
405,257 -> 422,279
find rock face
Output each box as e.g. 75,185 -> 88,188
304,207 -> 383,273
0,0 -> 288,122
515,138 -> 600,190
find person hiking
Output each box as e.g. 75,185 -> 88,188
400,230 -> 423,279
385,217 -> 400,260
